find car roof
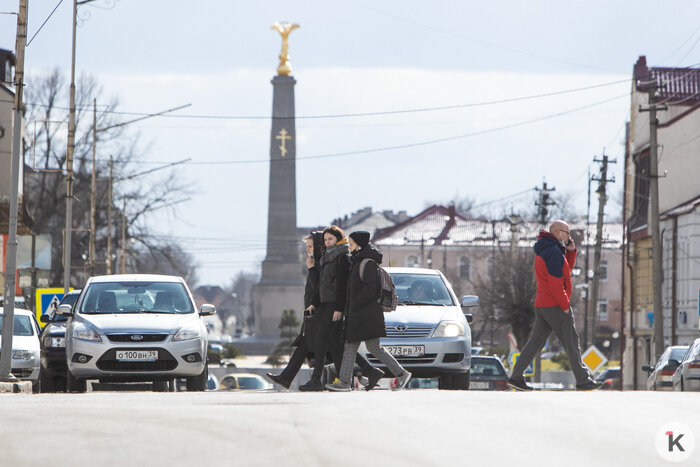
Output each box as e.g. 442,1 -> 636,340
224,373 -> 262,379
0,307 -> 34,317
88,274 -> 184,283
472,355 -> 502,361
385,267 -> 442,275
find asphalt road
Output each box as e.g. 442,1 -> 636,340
1,389 -> 698,467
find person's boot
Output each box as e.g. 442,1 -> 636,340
266,373 -> 291,390
364,367 -> 384,391
576,379 -> 604,390
507,378 -> 533,391
298,378 -> 324,392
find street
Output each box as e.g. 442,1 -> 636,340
1,389 -> 698,467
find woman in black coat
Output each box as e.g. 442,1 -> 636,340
325,231 -> 411,391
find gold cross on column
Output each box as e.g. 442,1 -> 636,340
276,128 -> 291,157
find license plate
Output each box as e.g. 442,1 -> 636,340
382,345 -> 425,357
116,350 -> 158,361
471,381 -> 489,389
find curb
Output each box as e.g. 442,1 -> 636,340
0,381 -> 32,394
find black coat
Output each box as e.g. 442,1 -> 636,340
318,243 -> 350,311
344,244 -> 387,343
296,266 -> 320,348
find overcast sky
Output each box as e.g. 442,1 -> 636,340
2,1 -> 699,286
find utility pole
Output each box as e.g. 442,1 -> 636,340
587,153 -> 616,348
1,0 -> 28,382
64,0 -> 79,293
639,78 -> 667,361
89,98 -> 97,276
120,199 -> 127,274
532,181 -> 555,382
106,156 -> 113,274
534,181 -> 555,226
583,168 -> 591,346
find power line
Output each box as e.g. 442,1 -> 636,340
24,78 -> 631,121
26,0 -> 64,47
185,91 -> 628,166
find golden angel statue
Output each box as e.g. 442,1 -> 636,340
271,22 -> 300,76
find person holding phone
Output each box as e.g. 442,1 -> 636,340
507,220 -> 603,391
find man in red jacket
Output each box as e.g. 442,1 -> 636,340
508,220 -> 603,391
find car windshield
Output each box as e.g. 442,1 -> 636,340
670,347 -> 688,363
0,315 -> 35,336
78,281 -> 194,314
236,377 -> 267,389
470,358 -> 506,376
390,273 -> 455,306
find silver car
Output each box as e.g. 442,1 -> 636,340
358,267 -> 478,390
0,307 -> 41,392
59,274 -> 215,393
672,338 -> 700,392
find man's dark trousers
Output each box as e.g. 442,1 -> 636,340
511,306 -> 591,384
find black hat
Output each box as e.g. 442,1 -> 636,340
349,231 -> 371,249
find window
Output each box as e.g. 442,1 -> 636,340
630,151 -> 650,231
406,255 -> 419,268
599,260 -> 608,280
597,299 -> 608,322
458,256 -> 470,280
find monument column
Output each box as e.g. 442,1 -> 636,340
253,23 -> 305,341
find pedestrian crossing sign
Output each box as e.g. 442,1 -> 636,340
35,288 -> 72,328
509,352 -> 534,377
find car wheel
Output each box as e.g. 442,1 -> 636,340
438,374 -> 453,390
186,365 -> 208,391
67,370 -> 86,393
152,380 -> 169,392
452,372 -> 470,390
32,379 -> 41,394
680,377 -> 684,392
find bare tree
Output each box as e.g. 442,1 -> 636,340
23,69 -> 194,285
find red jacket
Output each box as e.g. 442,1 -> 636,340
533,230 -> 577,310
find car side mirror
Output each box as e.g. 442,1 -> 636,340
199,304 -> 216,316
668,359 -> 680,367
461,295 -> 479,308
55,304 -> 73,316
40,313 -> 51,323
641,365 -> 653,372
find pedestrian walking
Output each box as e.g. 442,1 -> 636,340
325,231 -> 411,392
298,226 -> 352,391
507,220 -> 603,391
268,231 -> 380,390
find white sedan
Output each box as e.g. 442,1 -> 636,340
0,307 -> 41,392
672,337 -> 700,391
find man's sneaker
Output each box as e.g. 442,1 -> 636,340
392,371 -> 412,390
364,367 -> 384,391
325,378 -> 352,392
266,373 -> 291,390
576,379 -> 604,391
507,378 -> 533,391
298,378 -> 324,392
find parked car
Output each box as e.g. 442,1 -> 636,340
39,289 -> 81,392
469,355 -> 508,390
357,267 -> 478,390
0,307 -> 41,392
642,345 -> 689,391
595,366 -> 621,390
219,373 -> 272,390
672,338 -> 700,392
0,295 -> 28,310
59,274 -> 215,393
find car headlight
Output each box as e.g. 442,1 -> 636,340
432,321 -> 465,338
173,327 -> 201,341
72,326 -> 102,342
12,350 -> 38,361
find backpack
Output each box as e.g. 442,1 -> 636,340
359,258 -> 398,312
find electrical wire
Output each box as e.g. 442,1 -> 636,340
24,78 -> 631,121
184,91 -> 629,166
26,0 -> 64,47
